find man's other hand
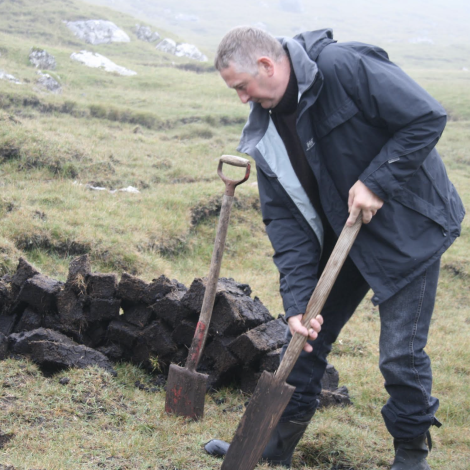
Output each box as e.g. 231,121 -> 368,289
287,314 -> 324,352
347,180 -> 384,226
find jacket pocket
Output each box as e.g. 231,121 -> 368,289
313,97 -> 359,139
393,185 -> 447,230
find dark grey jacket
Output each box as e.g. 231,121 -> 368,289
237,29 -> 465,317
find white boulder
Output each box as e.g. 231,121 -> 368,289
0,69 -> 21,84
156,38 -> 177,55
135,24 -> 160,42
175,43 -> 208,62
70,51 -> 137,76
66,20 -> 130,45
36,71 -> 61,93
29,48 -> 56,70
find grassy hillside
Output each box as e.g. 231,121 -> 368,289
0,0 -> 469,469
84,0 -> 470,66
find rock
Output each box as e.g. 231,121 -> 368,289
228,318 -> 287,364
29,48 -> 56,70
0,331 -> 8,359
65,20 -> 130,45
135,24 -> 160,42
279,0 -> 303,13
0,69 -> 21,85
29,340 -> 116,374
9,327 -> 75,355
70,51 -> 137,76
17,274 -> 62,315
175,44 -> 207,62
36,71 -> 61,94
156,38 -> 177,55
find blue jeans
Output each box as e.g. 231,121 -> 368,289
280,256 -> 441,440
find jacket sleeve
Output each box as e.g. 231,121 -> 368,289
331,45 -> 447,201
257,166 -> 322,319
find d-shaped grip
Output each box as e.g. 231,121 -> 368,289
218,155 -> 251,196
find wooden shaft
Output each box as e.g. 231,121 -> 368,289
275,216 -> 362,382
186,194 -> 234,371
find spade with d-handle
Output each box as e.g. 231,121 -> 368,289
165,155 -> 251,420
221,215 -> 362,470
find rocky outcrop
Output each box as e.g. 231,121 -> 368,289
156,38 -> 177,55
36,71 -> 61,94
29,48 -> 56,70
175,44 -> 207,62
135,24 -> 160,42
0,70 -> 21,85
156,39 -> 207,62
65,20 -> 130,45
70,51 -> 137,76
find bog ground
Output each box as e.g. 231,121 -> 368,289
0,0 -> 469,468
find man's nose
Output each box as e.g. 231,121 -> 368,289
236,89 -> 250,104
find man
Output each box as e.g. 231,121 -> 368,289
204,27 -> 465,469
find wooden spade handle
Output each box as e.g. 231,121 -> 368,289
275,216 -> 362,382
186,156 -> 251,372
218,155 -> 251,197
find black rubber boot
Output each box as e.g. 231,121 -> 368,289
204,414 -> 313,468
391,431 -> 432,470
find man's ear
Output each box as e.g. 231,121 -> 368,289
257,56 -> 275,76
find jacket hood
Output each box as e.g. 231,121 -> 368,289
291,28 -> 335,61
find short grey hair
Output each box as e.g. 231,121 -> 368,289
215,26 -> 286,75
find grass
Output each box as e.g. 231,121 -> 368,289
0,0 -> 469,468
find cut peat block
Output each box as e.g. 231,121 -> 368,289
228,318 -> 287,364
182,277 -> 272,336
29,340 -> 115,374
87,273 -> 118,299
17,274 -> 62,314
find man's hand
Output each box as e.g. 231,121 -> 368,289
287,314 -> 324,353
347,180 -> 384,226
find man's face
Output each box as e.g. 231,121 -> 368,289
220,59 -> 285,109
